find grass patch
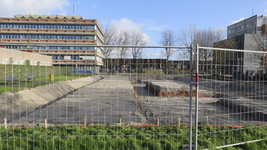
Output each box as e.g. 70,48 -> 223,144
0,125 -> 266,149
0,74 -> 92,93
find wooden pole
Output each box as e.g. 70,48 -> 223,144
157,118 -> 159,126
206,116 -> 209,126
177,117 -> 180,129
120,119 -> 121,126
4,118 -> 7,129
84,118 -> 86,128
45,119 -> 47,129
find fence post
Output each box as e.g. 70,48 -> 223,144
189,44 -> 194,150
194,44 -> 199,150
4,118 -> 7,129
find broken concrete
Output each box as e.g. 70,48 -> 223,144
146,81 -> 214,97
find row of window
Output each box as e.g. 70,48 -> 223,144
51,55 -> 97,60
96,26 -> 104,38
5,46 -> 98,50
0,23 -> 95,30
0,34 -> 95,40
96,36 -> 103,45
52,55 -> 78,60
228,21 -> 255,33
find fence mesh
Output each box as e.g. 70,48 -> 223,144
0,45 -> 266,149
196,46 -> 267,149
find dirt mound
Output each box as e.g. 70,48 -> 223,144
0,76 -> 102,122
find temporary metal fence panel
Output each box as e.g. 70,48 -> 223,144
0,44 -> 196,150
196,46 -> 267,149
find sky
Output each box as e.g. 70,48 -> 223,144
0,0 -> 267,59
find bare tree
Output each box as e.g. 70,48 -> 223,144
177,24 -> 199,47
177,26 -> 225,73
177,25 -> 225,58
159,29 -> 177,73
103,24 -> 117,58
248,34 -> 267,67
116,30 -> 130,59
130,31 -> 147,59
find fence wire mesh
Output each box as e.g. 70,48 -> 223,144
196,46 -> 267,149
0,44 -> 266,149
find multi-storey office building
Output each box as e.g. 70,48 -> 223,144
0,14 -> 104,73
223,15 -> 267,74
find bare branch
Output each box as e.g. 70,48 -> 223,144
159,29 -> 177,60
130,31 -> 148,59
116,31 -> 130,59
103,24 -> 117,58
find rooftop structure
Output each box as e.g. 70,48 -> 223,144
227,15 -> 267,38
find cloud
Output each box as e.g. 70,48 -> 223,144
0,0 -> 70,17
230,17 -> 244,25
110,18 -> 152,43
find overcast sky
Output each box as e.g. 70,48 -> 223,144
0,0 -> 266,59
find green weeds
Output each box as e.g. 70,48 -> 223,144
0,125 -> 266,149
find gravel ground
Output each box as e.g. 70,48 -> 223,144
130,74 -> 267,126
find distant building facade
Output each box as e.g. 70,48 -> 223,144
223,15 -> 267,74
0,14 -> 104,73
227,15 -> 267,38
106,58 -> 191,71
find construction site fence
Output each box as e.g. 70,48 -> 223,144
0,44 -> 267,149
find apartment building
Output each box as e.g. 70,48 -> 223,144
0,14 -> 104,73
